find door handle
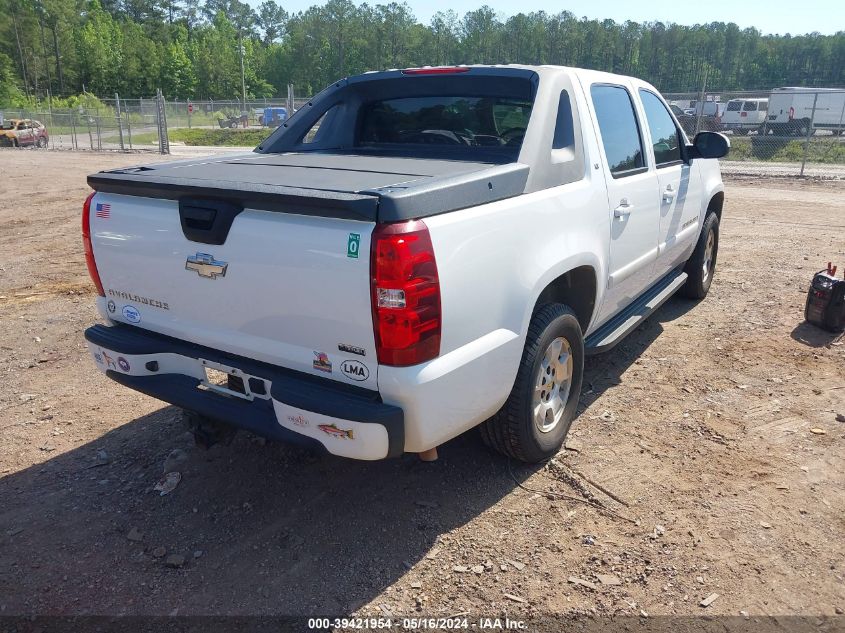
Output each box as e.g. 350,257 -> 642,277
613,199 -> 633,219
663,184 -> 675,203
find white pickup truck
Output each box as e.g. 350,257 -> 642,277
83,65 -> 728,463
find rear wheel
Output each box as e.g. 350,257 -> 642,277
793,120 -> 811,136
480,303 -> 584,463
681,212 -> 719,299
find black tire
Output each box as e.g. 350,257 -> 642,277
793,120 -> 810,137
681,212 -> 719,299
480,303 -> 584,463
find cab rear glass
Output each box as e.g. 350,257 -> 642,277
356,96 -> 532,154
262,69 -> 539,163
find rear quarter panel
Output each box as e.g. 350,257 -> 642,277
378,175 -> 608,451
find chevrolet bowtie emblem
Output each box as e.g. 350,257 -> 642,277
185,253 -> 228,279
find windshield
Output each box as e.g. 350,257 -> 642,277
357,96 -> 532,152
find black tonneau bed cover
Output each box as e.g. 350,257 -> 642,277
88,152 -> 529,222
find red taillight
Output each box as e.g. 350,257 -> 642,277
401,67 -> 470,75
82,191 -> 105,297
370,220 -> 441,366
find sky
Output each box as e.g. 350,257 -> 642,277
258,0 -> 844,36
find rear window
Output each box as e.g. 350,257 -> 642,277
727,101 -> 742,111
357,96 -> 532,153
742,101 -> 758,111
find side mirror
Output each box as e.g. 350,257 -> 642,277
689,131 -> 730,159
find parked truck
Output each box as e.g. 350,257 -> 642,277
82,65 -> 729,463
762,87 -> 845,136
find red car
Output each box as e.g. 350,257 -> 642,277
0,118 -> 49,148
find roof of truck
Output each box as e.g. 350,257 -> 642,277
364,64 -> 643,82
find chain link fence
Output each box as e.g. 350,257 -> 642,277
2,86 -> 843,178
0,103 -> 161,152
664,88 -> 845,178
0,91 -> 311,154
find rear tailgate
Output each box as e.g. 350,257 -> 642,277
89,190 -> 380,389
88,151 -> 526,391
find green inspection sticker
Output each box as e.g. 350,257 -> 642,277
347,233 -> 360,258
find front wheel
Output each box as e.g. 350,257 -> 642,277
480,303 -> 584,463
681,212 -> 719,299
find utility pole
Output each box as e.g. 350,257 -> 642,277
115,92 -> 125,151
800,92 -> 819,177
695,65 -> 709,136
239,34 -> 247,116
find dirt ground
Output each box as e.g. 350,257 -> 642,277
0,150 -> 843,623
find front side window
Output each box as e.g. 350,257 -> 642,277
639,90 -> 683,167
591,85 -> 645,177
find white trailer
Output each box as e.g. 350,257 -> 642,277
764,87 -> 845,136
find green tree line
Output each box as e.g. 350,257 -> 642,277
1,0 -> 843,105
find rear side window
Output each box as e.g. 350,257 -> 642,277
742,101 -> 758,111
552,90 -> 575,150
727,101 -> 742,111
638,90 -> 683,167
591,85 -> 645,177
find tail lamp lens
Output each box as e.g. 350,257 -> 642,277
82,191 -> 105,297
370,220 -> 441,366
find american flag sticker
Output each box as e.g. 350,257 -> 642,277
95,203 -> 111,218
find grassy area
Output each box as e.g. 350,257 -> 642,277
129,127 -> 271,147
727,136 -> 845,164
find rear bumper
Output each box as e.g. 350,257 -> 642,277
84,323 -> 404,460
